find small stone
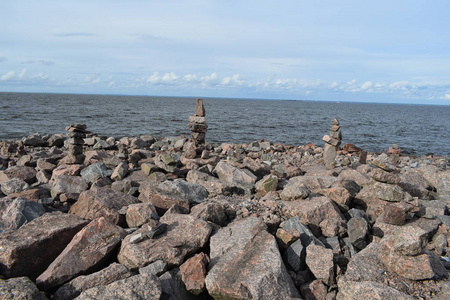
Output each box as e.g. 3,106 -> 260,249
180,252 -> 209,295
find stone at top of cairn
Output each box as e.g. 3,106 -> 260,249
65,124 -> 91,134
195,98 -> 205,117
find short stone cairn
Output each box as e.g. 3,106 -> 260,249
187,98 -> 208,157
322,118 -> 342,169
65,124 -> 90,164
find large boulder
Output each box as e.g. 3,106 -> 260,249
340,242 -> 386,282
51,175 -> 89,199
289,175 -> 338,194
338,169 -> 371,186
80,162 -> 113,183
398,170 -> 435,199
36,217 -> 126,291
53,263 -> 133,300
118,213 -> 212,270
186,169 -> 233,197
190,199 -> 236,227
3,165 -> 37,184
0,197 -> 46,230
436,170 -> 450,200
0,276 -> 48,300
205,217 -> 300,299
283,196 -> 346,237
157,179 -> 208,204
1,178 -> 30,196
70,186 -> 139,225
0,212 -> 88,279
279,180 -> 310,201
213,161 -> 257,185
74,274 -> 162,300
337,281 -> 414,300
138,181 -> 190,215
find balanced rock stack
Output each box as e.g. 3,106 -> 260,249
322,118 -> 342,169
65,124 -> 90,164
187,98 -> 207,156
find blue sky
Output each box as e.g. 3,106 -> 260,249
1,0 -> 450,104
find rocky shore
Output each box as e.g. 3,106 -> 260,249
1,106 -> 449,299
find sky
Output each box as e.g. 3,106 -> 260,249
1,0 -> 450,104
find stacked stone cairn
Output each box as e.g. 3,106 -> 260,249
65,124 -> 90,164
187,98 -> 207,157
322,118 -> 342,169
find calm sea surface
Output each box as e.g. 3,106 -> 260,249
1,92 -> 449,156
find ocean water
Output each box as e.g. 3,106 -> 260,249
1,92 -> 449,156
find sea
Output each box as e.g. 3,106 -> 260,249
1,92 -> 449,156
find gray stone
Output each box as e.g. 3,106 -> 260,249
280,181 -> 310,201
51,175 -> 89,199
157,179 -> 208,204
416,200 -> 447,219
0,276 -> 48,300
283,239 -> 306,272
289,174 -> 338,194
80,162 -> 113,183
340,242 -> 385,282
53,263 -> 134,300
186,169 -> 234,197
190,199 -> 235,226
0,197 -> 46,230
214,161 -> 257,184
347,217 -> 369,250
1,178 -> 30,195
159,268 -> 200,300
139,260 -> 167,277
22,133 -> 46,147
74,274 -> 162,300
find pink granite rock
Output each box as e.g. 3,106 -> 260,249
36,217 -> 126,290
0,212 -> 88,279
70,186 -> 139,224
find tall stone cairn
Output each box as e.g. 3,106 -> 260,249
65,124 -> 90,164
187,98 -> 208,155
322,118 -> 342,169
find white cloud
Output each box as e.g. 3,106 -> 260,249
1,71 -> 15,81
444,94 -> 450,100
361,81 -> 372,90
221,74 -> 244,86
19,69 -> 27,79
329,81 -> 339,89
147,72 -> 179,85
183,74 -> 198,82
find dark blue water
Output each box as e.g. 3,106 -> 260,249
1,92 -> 449,156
